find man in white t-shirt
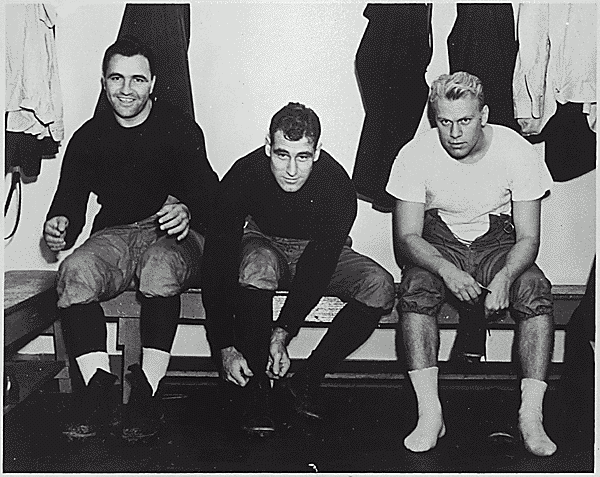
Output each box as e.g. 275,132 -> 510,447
388,72 -> 556,457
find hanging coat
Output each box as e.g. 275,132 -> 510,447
94,4 -> 194,119
352,3 -> 432,205
5,3 -> 64,142
447,3 -> 519,131
512,3 -> 596,182
5,3 -> 63,177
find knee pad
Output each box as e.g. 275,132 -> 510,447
238,247 -> 281,290
398,267 -> 445,316
56,254 -> 111,307
356,269 -> 396,312
138,247 -> 183,297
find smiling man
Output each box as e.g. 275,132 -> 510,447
43,37 -> 219,444
202,102 -> 395,437
388,72 -> 556,456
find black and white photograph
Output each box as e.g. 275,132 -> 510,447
3,1 -> 596,473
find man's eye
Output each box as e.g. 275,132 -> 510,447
134,78 -> 145,83
460,119 -> 471,125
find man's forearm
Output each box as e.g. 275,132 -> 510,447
494,236 -> 539,285
275,240 -> 342,338
399,234 -> 457,278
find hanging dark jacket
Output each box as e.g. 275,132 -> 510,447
352,3 -> 432,202
447,3 -> 519,131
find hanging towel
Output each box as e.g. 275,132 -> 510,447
5,3 -> 64,143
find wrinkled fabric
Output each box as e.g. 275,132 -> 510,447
5,3 -> 64,141
513,3 -> 597,134
239,219 -> 395,338
398,210 -> 554,320
56,212 -> 205,309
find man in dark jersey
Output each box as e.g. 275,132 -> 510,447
43,37 -> 219,443
202,102 -> 395,437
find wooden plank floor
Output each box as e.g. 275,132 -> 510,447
2,377 -> 593,473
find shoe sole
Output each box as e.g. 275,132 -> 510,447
121,429 -> 159,444
62,430 -> 97,441
295,408 -> 324,420
242,426 -> 276,438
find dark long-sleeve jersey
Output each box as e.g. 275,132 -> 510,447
46,101 -> 219,249
202,146 -> 358,351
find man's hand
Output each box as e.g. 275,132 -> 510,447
517,118 -> 544,137
484,271 -> 511,318
267,327 -> 290,379
43,216 -> 69,252
439,263 -> 485,304
157,202 -> 190,241
221,346 -> 253,386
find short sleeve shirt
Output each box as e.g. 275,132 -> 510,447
387,124 -> 553,244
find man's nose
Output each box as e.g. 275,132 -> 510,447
121,79 -> 133,94
450,122 -> 462,138
286,158 -> 297,176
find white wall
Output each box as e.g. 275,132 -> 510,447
4,1 -> 596,287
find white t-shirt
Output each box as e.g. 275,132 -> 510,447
387,124 -> 553,244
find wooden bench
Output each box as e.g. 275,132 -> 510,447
4,270 -> 71,414
5,270 -> 585,406
102,284 -> 585,403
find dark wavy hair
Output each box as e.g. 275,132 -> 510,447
269,102 -> 321,146
102,36 -> 156,77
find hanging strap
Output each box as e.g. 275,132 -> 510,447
4,169 -> 22,240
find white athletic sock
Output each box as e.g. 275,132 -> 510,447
142,347 -> 171,395
519,378 -> 557,456
76,351 -> 111,385
404,366 -> 446,452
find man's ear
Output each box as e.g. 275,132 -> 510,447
313,141 -> 322,161
264,133 -> 271,157
480,105 -> 489,127
101,76 -> 106,91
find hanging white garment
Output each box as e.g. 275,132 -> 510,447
5,3 -> 64,141
512,3 -> 597,134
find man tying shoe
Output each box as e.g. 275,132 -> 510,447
202,102 -> 395,436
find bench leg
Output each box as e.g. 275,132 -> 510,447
117,317 -> 142,404
53,320 -> 72,394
